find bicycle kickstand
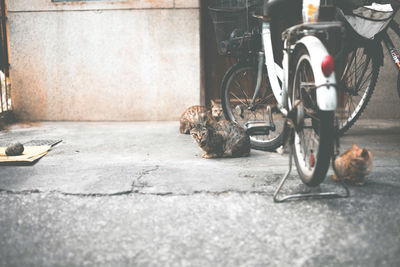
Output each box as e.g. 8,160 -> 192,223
272,140 -> 350,203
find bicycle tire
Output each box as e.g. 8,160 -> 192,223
291,48 -> 334,187
220,62 -> 284,151
336,46 -> 380,135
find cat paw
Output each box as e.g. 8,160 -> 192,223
332,174 -> 341,182
202,153 -> 217,159
276,145 -> 285,155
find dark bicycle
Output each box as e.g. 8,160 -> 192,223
335,1 -> 400,134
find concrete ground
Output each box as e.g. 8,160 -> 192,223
0,120 -> 399,266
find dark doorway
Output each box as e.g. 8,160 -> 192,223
201,0 -> 235,108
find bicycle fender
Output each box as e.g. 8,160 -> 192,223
296,36 -> 337,111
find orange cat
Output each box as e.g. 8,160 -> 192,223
333,144 -> 373,185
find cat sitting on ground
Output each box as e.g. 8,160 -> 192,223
179,100 -> 224,134
333,144 -> 373,185
210,100 -> 224,122
190,120 -> 250,158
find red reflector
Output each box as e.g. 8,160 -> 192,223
321,55 -> 335,77
309,150 -> 315,168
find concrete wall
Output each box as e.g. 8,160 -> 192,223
8,0 -> 201,121
7,0 -> 400,121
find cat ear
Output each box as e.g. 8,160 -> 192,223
361,149 -> 369,158
352,144 -> 358,149
210,99 -> 215,106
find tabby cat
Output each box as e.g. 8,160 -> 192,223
179,101 -> 223,134
210,100 -> 224,122
333,144 -> 373,185
179,105 -> 212,134
190,120 -> 250,158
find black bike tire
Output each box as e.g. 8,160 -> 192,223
337,47 -> 380,135
220,62 -> 283,151
291,48 -> 334,187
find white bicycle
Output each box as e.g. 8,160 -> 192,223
210,0 -> 344,187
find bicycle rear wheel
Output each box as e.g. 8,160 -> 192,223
291,49 -> 334,187
221,62 -> 284,151
336,46 -> 379,135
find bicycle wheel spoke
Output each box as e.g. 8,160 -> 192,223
341,51 -> 356,81
343,53 -> 369,81
233,79 -> 250,106
230,91 -> 247,106
224,64 -> 284,151
356,71 -> 373,91
234,78 -> 250,100
346,60 -> 369,81
336,43 -> 379,133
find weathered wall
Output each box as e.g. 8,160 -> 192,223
8,0 -> 200,121
7,0 -> 400,121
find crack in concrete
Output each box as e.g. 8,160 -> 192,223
0,165 -> 275,198
131,165 -> 160,190
0,188 -> 272,197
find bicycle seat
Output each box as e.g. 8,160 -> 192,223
264,0 -> 302,19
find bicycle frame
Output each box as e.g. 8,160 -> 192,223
262,22 -> 285,109
383,19 -> 400,71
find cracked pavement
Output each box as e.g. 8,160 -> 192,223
0,121 -> 400,266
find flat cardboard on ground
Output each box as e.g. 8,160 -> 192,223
0,146 -> 51,163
